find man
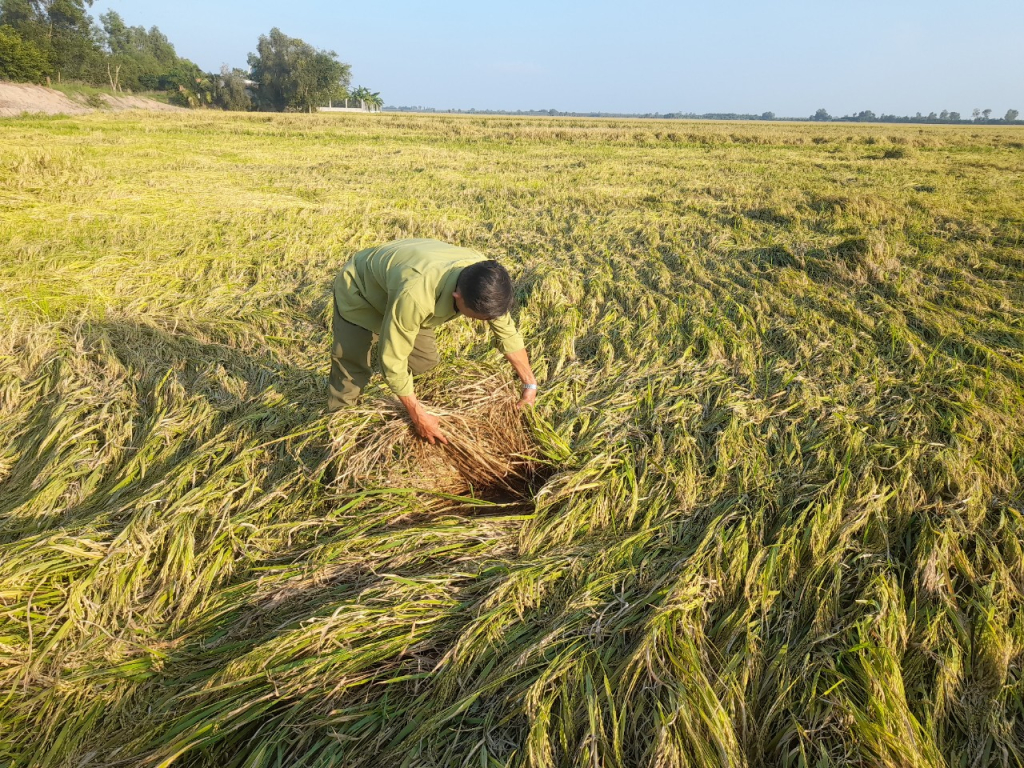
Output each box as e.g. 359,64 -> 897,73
329,238 -> 538,445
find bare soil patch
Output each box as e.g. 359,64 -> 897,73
0,82 -> 182,117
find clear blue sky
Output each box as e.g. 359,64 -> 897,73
89,0 -> 1023,116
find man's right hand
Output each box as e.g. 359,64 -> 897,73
412,410 -> 448,445
399,394 -> 449,445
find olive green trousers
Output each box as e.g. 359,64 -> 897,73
328,298 -> 440,412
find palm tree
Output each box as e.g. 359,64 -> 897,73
351,86 -> 371,111
364,91 -> 383,112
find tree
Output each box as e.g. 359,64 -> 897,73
940,109 -> 949,120
97,11 -> 191,92
351,84 -> 380,110
811,108 -> 831,121
212,65 -> 252,110
981,108 -> 992,121
761,111 -> 775,120
855,110 -> 876,122
0,23 -> 47,81
972,108 -> 981,121
1,0 -> 96,80
0,0 -> 31,25
169,69 -> 213,108
1006,109 -> 1019,122
949,111 -> 960,121
927,112 -> 936,120
0,0 -> 47,45
351,85 -> 367,109
40,0 -> 103,81
293,48 -> 348,112
98,9 -> 127,53
364,90 -> 383,111
247,28 -> 350,112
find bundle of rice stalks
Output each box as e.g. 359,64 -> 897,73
329,369 -> 540,502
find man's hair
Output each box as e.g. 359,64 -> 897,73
457,260 -> 514,319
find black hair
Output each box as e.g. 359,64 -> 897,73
457,260 -> 514,319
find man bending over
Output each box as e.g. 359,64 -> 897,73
329,238 -> 538,444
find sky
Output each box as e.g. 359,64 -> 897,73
88,0 -> 1023,116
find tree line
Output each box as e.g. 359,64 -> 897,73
387,106 -> 1021,125
811,107 -> 1020,124
0,1 -> 380,112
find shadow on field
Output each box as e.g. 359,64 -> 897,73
1,309 -> 554,766
0,317 -> 329,544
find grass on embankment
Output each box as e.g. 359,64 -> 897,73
44,80 -> 176,109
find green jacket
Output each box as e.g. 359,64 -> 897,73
334,239 -> 525,397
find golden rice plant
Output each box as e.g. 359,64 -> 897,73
0,110 -> 1022,768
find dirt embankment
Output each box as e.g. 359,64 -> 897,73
0,82 -> 183,117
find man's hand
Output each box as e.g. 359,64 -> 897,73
399,394 -> 449,445
517,386 -> 538,410
412,410 -> 448,445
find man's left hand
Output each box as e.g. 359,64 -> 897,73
504,348 -> 539,410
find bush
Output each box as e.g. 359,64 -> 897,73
882,146 -> 909,159
0,25 -> 49,83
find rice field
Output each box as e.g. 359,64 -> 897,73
1,110 -> 1023,767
